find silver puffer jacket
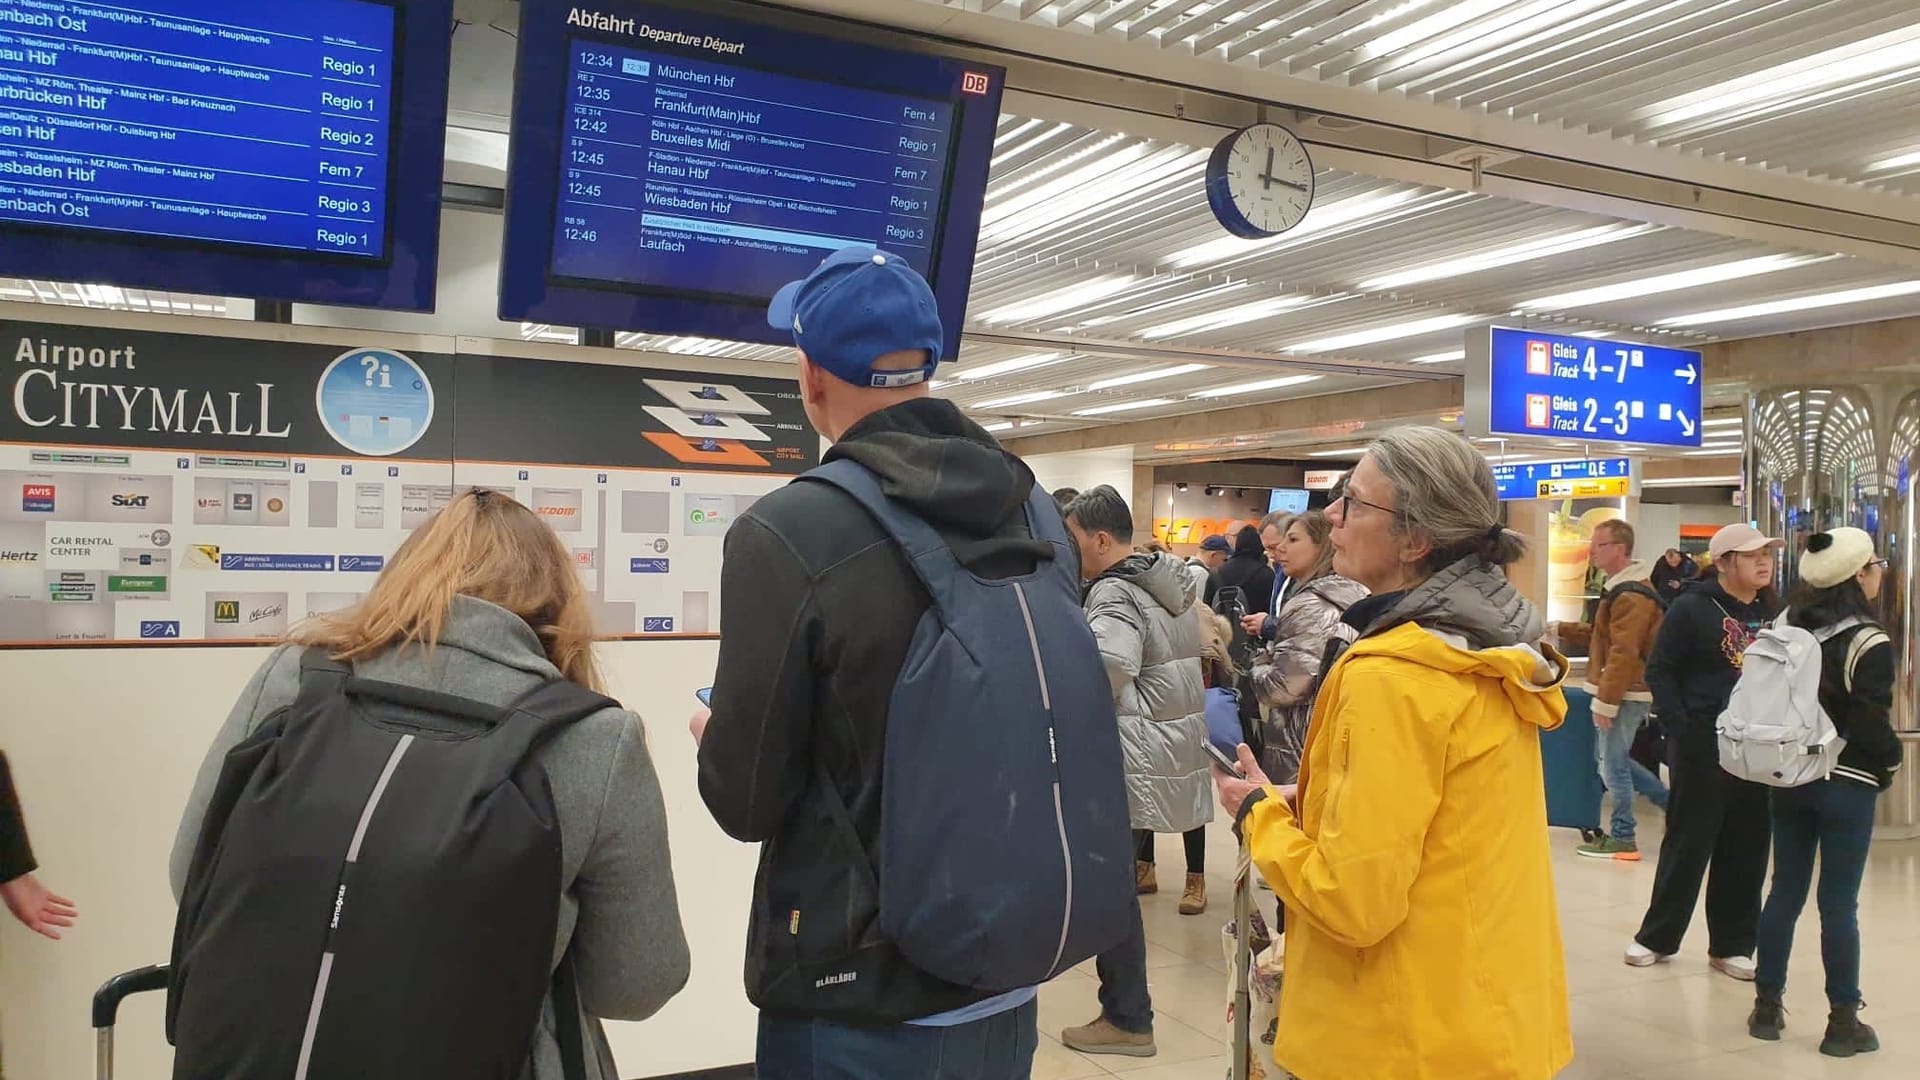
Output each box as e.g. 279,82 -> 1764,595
1084,552 -> 1214,833
1251,574 -> 1369,784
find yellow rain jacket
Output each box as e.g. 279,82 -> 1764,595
1243,561 -> 1573,1080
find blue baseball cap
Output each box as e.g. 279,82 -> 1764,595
766,246 -> 943,389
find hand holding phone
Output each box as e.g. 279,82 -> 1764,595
1204,741 -> 1246,779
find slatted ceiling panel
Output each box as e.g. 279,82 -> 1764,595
936,0 -> 1920,193
0,279 -> 226,315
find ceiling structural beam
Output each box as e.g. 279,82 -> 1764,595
776,0 -> 1920,239
962,329 -> 1461,381
1003,379 -> 1468,456
994,85 -> 1920,270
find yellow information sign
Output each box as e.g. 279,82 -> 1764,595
1537,477 -> 1632,499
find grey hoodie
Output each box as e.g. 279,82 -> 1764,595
1085,551 -> 1214,834
169,596 -> 690,1080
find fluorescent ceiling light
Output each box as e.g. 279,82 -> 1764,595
1360,225 -> 1650,291
1644,475 -> 1741,487
1073,398 -> 1176,417
973,389 -> 1063,410
1409,350 -> 1466,365
1701,417 -> 1745,428
1289,314 -> 1479,354
1307,447 -> 1368,458
1658,280 -> 1920,327
1642,25 -> 1920,128
1363,0 -> 1510,57
1084,281 -> 1251,329
1517,255 -> 1819,311
1087,364 -> 1212,391
1193,374 -> 1323,399
981,421 -> 1015,433
1169,190 -> 1428,269
980,275 -> 1139,325
1142,296 -> 1313,339
947,352 -> 1067,383
1871,149 -> 1920,173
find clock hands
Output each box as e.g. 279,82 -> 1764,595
1260,146 -> 1276,191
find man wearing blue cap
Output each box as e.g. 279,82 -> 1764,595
692,247 -> 1095,1077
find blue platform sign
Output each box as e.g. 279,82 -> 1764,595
1472,328 -> 1703,448
1491,458 -> 1634,501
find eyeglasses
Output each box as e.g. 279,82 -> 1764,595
1331,491 -> 1404,521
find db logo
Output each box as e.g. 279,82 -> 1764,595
962,71 -> 992,96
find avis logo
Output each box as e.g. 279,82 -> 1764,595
112,494 -> 151,509
22,484 -> 54,512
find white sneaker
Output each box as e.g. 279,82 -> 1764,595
1624,942 -> 1671,967
1711,955 -> 1758,982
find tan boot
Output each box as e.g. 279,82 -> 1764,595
1179,872 -> 1207,915
1135,860 -> 1158,895
1061,1015 -> 1157,1057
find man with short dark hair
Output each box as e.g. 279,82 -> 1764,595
1058,485 -> 1211,1058
1568,519 -> 1670,861
694,247 -> 1083,1077
1243,511 -> 1295,641
1052,487 -> 1080,512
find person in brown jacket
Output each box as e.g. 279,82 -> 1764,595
1569,520 -> 1672,860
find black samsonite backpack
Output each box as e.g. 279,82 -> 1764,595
168,649 -> 614,1079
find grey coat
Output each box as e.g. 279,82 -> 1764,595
1251,574 -> 1369,784
1085,552 -> 1214,833
169,597 -> 690,1080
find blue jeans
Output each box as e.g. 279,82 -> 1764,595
1756,780 -> 1881,1007
757,999 -> 1038,1079
1094,895 -> 1154,1034
1596,700 -> 1669,845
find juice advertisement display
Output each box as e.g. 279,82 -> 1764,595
1547,500 -> 1628,625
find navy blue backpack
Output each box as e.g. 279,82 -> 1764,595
805,460 -> 1135,991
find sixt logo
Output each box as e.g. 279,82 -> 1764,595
111,494 -> 151,509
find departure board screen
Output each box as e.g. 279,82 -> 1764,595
500,0 -> 1005,355
0,0 -> 398,258
549,40 -> 956,301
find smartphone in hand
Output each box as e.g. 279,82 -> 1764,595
1204,741 -> 1246,779
695,687 -> 713,707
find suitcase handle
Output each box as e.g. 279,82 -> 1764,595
92,964 -> 169,1029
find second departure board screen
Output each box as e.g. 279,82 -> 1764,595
549,39 -> 956,301
0,0 -> 398,258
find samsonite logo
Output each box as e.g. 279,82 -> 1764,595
22,484 -> 54,512
111,494 -> 151,509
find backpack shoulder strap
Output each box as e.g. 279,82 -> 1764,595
1842,624 -> 1890,692
1606,580 -> 1665,610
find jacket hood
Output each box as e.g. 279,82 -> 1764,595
1349,623 -> 1568,732
1297,574 -> 1369,612
1232,526 -> 1266,558
826,398 -> 1037,538
1101,551 -> 1200,617
1605,560 -> 1654,589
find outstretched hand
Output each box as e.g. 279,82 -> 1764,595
1,873 -> 77,941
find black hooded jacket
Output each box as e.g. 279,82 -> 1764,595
1,751 -> 35,884
1644,577 -> 1782,761
1215,526 -> 1275,615
697,398 -> 1051,1023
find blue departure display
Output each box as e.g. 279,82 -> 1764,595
0,0 -> 397,258
548,39 -> 956,301
1492,457 -> 1633,501
1478,327 -> 1704,449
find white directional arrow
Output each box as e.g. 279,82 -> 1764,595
1678,410 -> 1697,438
1676,364 -> 1698,386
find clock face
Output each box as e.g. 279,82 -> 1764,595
1209,124 -> 1315,239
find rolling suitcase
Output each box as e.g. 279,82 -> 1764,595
91,964 -> 169,1080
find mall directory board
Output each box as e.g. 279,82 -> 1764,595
0,0 -> 453,311
500,0 -> 1005,358
1467,327 -> 1704,449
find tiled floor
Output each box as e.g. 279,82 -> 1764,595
1037,808 -> 1920,1080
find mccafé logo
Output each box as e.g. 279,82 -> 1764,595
111,494 -> 151,508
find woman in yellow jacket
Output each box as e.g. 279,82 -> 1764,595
1216,427 -> 1573,1080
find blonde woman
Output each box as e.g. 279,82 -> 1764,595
169,489 -> 689,1080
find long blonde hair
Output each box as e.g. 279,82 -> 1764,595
292,488 -> 602,690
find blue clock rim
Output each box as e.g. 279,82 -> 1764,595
1205,123 -> 1316,241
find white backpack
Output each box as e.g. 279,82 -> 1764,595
1717,615 -> 1885,787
